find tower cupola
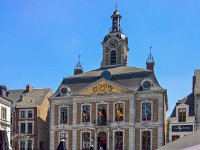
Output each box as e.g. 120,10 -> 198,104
111,9 -> 122,32
101,8 -> 128,68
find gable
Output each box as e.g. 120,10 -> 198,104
80,80 -> 127,95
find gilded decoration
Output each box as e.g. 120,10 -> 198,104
80,81 -> 125,95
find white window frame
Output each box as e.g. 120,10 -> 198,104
19,138 -> 34,150
59,106 -> 69,125
80,131 -> 91,150
113,130 -> 124,150
140,129 -> 152,150
19,109 -> 34,119
81,104 -> 92,124
1,106 -> 7,120
113,102 -> 125,122
96,102 -> 109,124
141,100 -> 153,122
58,132 -> 68,149
19,121 -> 34,135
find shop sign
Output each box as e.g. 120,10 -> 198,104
172,125 -> 193,132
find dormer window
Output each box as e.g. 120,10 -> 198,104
178,108 -> 186,122
110,50 -> 116,65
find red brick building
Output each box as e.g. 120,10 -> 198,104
8,85 -> 52,150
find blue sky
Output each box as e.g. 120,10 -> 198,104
0,0 -> 200,116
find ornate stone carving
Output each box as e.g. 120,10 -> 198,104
80,81 -> 125,95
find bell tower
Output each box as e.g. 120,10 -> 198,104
101,8 -> 129,68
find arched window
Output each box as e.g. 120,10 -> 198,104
110,50 -> 116,65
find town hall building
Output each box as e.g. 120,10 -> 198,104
49,9 -> 168,150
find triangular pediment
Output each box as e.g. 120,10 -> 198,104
80,79 -> 127,95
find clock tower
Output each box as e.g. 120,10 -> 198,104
101,9 -> 129,67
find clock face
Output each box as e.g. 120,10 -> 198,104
109,39 -> 118,48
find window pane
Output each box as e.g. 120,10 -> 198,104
1,107 -> 7,120
20,111 -> 26,118
27,140 -> 33,150
110,50 -> 116,65
60,107 -> 68,124
97,104 -> 107,126
141,131 -> 151,150
82,132 -> 90,150
28,110 -> 33,118
60,132 -> 68,141
82,105 -> 90,123
40,141 -> 45,150
28,123 -> 33,134
20,140 -> 25,150
115,131 -> 123,150
20,123 -> 26,134
142,103 -> 151,121
115,103 -> 124,122
178,108 -> 186,122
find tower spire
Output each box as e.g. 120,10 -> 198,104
146,46 -> 155,71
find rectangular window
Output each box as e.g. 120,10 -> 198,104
1,107 -> 7,120
27,140 -> 33,150
115,103 -> 124,122
172,135 -> 180,141
82,132 -> 90,150
40,141 -> 45,150
97,104 -> 107,126
178,108 -> 186,122
114,131 -> 123,150
142,102 -> 152,121
60,107 -> 68,124
60,132 -> 68,141
27,123 -> 33,134
141,130 -> 151,150
82,105 -> 90,123
20,123 -> 26,134
20,140 -> 25,150
20,110 -> 26,118
28,110 -> 33,118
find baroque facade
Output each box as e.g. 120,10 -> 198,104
169,70 -> 200,142
50,9 -> 168,150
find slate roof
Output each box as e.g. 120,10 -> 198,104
54,66 -> 163,96
7,88 -> 51,108
170,93 -> 195,117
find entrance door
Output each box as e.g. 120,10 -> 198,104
97,132 -> 107,150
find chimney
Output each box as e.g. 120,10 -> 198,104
26,84 -> 32,92
74,68 -> 83,75
146,46 -> 155,71
146,62 -> 155,71
0,85 -> 7,98
74,55 -> 83,75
